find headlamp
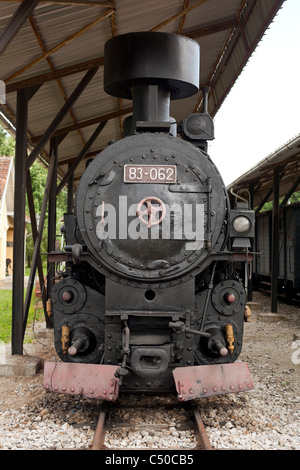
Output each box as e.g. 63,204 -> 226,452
232,216 -> 251,234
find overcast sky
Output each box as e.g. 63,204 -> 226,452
208,0 -> 300,186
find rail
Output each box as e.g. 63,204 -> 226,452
90,401 -> 213,451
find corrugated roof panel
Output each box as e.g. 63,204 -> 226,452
56,117 -> 120,163
197,31 -> 230,83
58,68 -> 113,118
183,0 -> 240,30
1,21 -> 50,81
3,80 -> 71,138
32,4 -> 101,44
49,23 -> 111,70
0,0 -> 285,184
0,2 -> 17,21
51,131 -> 84,161
37,6 -> 113,65
211,0 -> 285,115
229,134 -> 300,207
116,0 -> 184,34
244,0 -> 283,47
29,81 -> 70,126
1,4 -> 112,84
57,118 -> 121,176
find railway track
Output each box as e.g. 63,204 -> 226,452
258,286 -> 300,306
90,401 -> 213,451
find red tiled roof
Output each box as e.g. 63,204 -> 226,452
0,156 -> 13,203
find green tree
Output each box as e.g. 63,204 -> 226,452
25,161 -> 67,266
258,191 -> 300,213
289,190 -> 300,204
25,162 -> 49,266
0,125 -> 68,267
0,126 -> 15,156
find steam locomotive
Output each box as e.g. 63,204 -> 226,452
44,32 -> 255,402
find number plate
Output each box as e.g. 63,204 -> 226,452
124,165 -> 177,183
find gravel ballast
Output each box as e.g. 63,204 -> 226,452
0,292 -> 299,450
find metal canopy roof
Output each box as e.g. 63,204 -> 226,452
228,133 -> 300,210
0,0 -> 285,186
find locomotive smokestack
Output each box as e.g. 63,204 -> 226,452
130,85 -> 171,126
104,32 -> 200,134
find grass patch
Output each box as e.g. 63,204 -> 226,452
0,289 -> 44,343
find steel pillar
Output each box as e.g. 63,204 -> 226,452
12,88 -> 28,354
247,183 -> 255,302
23,148 -> 57,335
67,164 -> 74,212
26,170 -> 47,318
271,167 -> 280,313
47,137 -> 58,302
0,0 -> 39,56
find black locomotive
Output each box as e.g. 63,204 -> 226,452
44,32 -> 255,402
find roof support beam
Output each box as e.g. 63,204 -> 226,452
23,144 -> 57,336
58,148 -> 103,166
1,0 -> 114,5
150,0 -> 210,31
25,169 -> 48,321
255,188 -> 273,214
5,18 -> 236,93
25,133 -> 67,330
210,0 -> 284,116
57,120 -> 107,194
11,88 -> 29,355
29,15 -> 86,146
279,175 -> 300,209
67,163 -> 75,212
193,0 -> 284,116
0,0 -> 39,56
26,66 -> 99,170
184,18 -> 238,39
31,106 -> 132,142
5,8 -> 114,83
6,57 -> 105,94
47,137 -> 58,303
10,82 -> 41,354
271,167 -> 281,313
177,0 -> 190,35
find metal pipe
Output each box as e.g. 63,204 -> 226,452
200,261 -> 217,332
169,322 -> 212,339
202,86 -> 210,113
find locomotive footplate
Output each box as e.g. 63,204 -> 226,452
43,362 -> 120,402
172,362 -> 254,401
